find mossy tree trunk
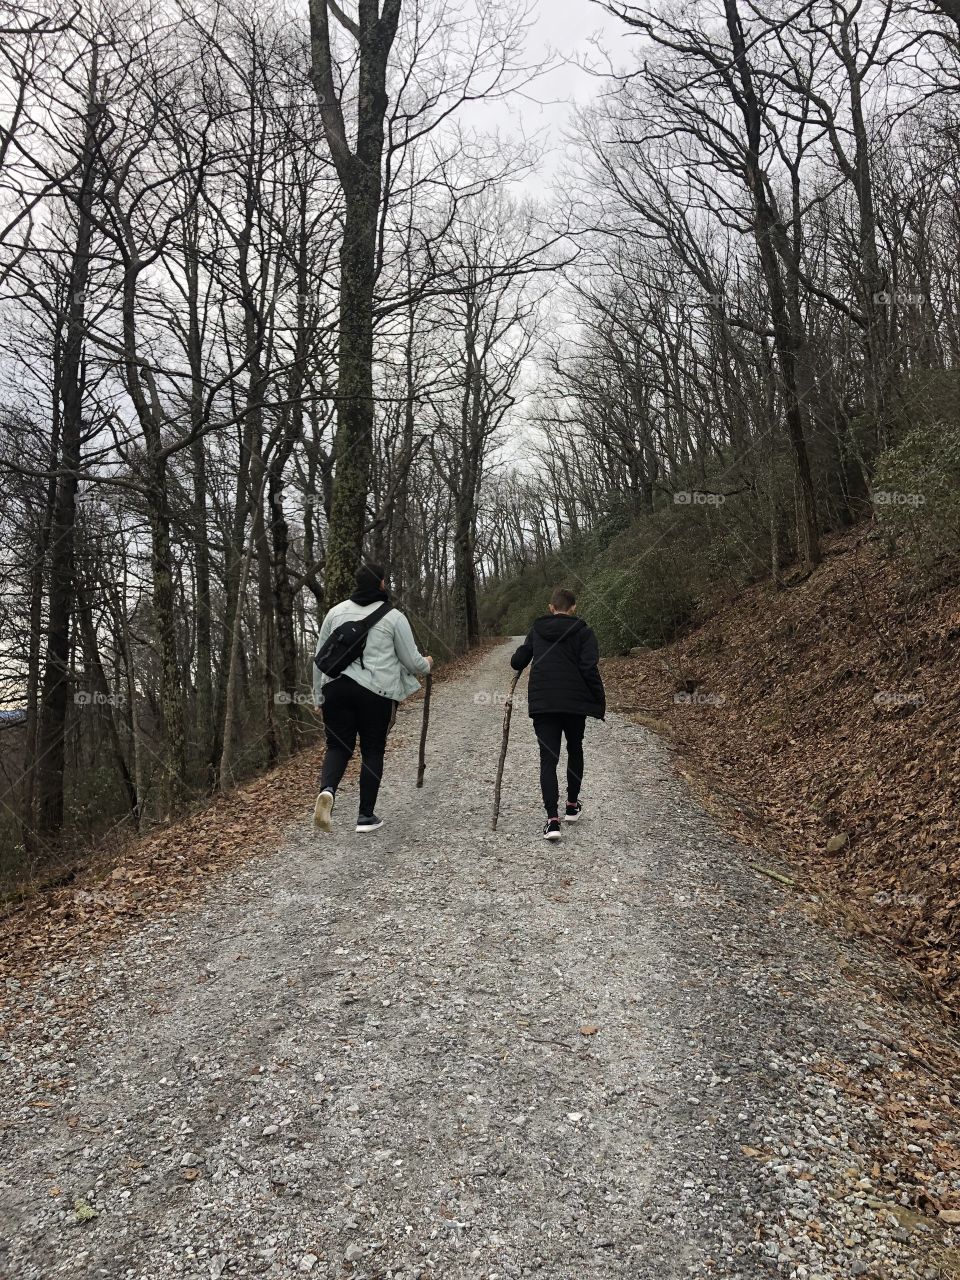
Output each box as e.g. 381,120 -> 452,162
309,0 -> 402,604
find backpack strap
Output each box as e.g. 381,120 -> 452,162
360,600 -> 394,632
355,600 -> 393,669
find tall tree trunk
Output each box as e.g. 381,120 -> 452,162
213,425 -> 253,765
326,188 -> 378,600
183,218 -> 215,785
270,464 -> 300,753
250,443 -> 279,766
270,215 -> 312,754
21,348 -> 63,847
219,519 -> 258,791
839,18 -> 889,447
191,432 -> 214,782
452,506 -> 480,651
75,567 -> 138,821
145,461 -> 188,813
309,0 -> 402,603
117,264 -> 188,811
35,58 -> 101,837
724,0 -> 821,568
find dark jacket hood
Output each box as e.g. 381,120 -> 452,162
532,614 -> 586,642
511,613 -> 605,720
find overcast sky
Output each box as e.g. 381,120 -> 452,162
466,0 -> 631,197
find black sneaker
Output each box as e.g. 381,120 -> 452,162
356,813 -> 384,833
564,800 -> 583,823
543,818 -> 562,841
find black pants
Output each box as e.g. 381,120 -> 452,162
319,676 -> 395,815
532,713 -> 586,818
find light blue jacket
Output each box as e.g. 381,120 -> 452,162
312,599 -> 430,706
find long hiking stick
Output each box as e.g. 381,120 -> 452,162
491,670 -> 521,830
416,673 -> 432,788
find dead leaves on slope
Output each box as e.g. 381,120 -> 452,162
602,528 -> 960,1012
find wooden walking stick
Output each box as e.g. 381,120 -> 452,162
491,670 -> 521,830
416,672 -> 432,787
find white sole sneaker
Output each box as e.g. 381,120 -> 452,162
356,817 -> 384,833
314,791 -> 334,832
564,812 -> 582,823
543,828 -> 561,842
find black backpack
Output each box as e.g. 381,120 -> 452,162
313,601 -> 394,679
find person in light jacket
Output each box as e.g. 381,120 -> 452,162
313,562 -> 432,834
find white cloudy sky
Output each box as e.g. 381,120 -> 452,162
453,2 -> 636,452
461,0 -> 632,197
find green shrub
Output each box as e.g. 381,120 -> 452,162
480,445 -> 808,653
481,564 -> 555,636
891,370 -> 960,439
872,417 -> 960,575
579,561 -> 696,654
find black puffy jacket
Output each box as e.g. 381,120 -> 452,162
510,614 -> 606,719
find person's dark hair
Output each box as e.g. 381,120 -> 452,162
355,561 -> 386,593
550,587 -> 576,611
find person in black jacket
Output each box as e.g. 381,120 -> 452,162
510,587 -> 605,841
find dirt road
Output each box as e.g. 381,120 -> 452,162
2,641 -> 956,1279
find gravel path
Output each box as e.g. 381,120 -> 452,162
3,641 -> 959,1280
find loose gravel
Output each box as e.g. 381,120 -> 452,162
2,640 -> 960,1280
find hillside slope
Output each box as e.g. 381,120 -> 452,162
601,527 -> 960,1009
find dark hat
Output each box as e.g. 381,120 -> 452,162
355,562 -> 385,592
